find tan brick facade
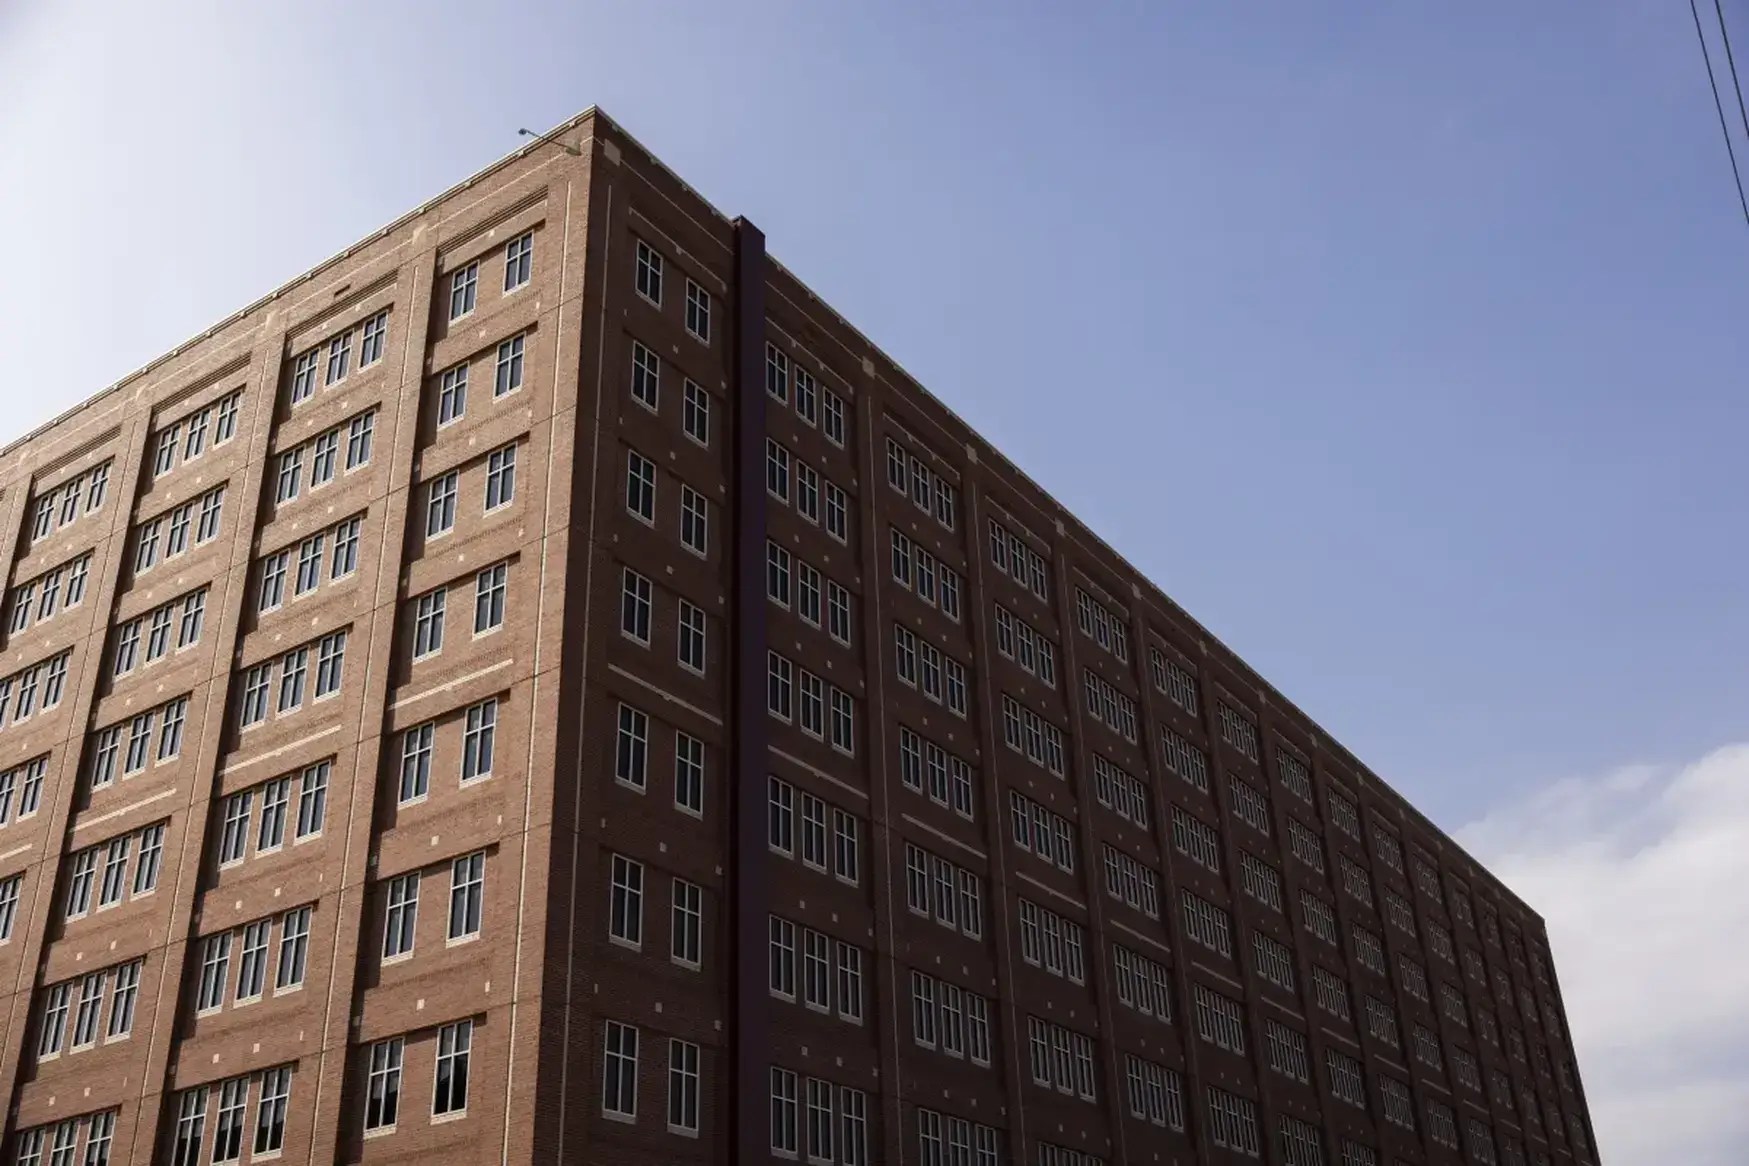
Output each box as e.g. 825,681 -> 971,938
0,109 -> 1598,1166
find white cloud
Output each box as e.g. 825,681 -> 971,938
1459,744 -> 1749,1166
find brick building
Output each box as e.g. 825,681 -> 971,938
0,107 -> 1598,1165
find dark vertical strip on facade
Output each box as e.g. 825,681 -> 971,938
730,217 -> 770,1166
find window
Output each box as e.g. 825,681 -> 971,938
680,486 -> 708,555
439,363 -> 469,425
1328,1048 -> 1368,1108
196,933 -> 232,1013
615,704 -> 649,790
634,240 -> 663,304
449,262 -> 478,320
620,569 -> 652,643
630,341 -> 660,410
432,1018 -> 473,1117
1207,1086 -> 1261,1157
629,451 -> 660,527
1192,983 -> 1247,1053
1254,932 -> 1297,991
767,439 -> 791,501
610,854 -> 643,947
671,878 -> 702,967
485,443 -> 517,509
504,231 -> 533,290
426,471 -> 459,536
1172,805 -> 1222,871
770,1067 -> 799,1154
682,379 -> 709,443
383,874 -> 419,959
413,588 -> 447,659
1015,898 -> 1086,984
1266,1019 -> 1311,1084
366,1037 -> 404,1130
346,410 -> 374,469
473,562 -> 508,633
399,723 -> 434,803
668,1038 -> 701,1135
674,732 -> 704,815
685,278 -> 710,342
602,1021 -> 639,1118
315,630 -> 346,697
495,334 -> 525,397
448,852 -> 485,940
461,699 -> 496,780
277,907 -> 310,989
326,328 -> 353,385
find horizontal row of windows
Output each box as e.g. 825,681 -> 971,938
1025,1016 -> 1097,1102
884,435 -> 955,531
35,958 -> 141,1060
436,332 -> 527,425
767,776 -> 861,885
410,562 -> 510,660
193,905 -> 313,1013
29,461 -> 110,544
0,755 -> 48,829
64,822 -> 165,921
889,528 -> 962,620
216,760 -> 330,866
5,551 -> 91,639
237,629 -> 349,729
902,842 -> 983,940
768,916 -> 864,1025
88,693 -> 190,788
151,389 -> 243,480
766,542 -> 854,644
988,516 -> 1049,603
112,586 -> 206,678
133,484 -> 226,573
994,603 -> 1055,686
892,624 -> 969,715
767,651 -> 856,753
1000,694 -> 1066,776
1074,586 -> 1130,663
908,969 -> 992,1065
289,309 -> 389,406
380,849 -> 488,960
1008,789 -> 1075,874
768,343 -> 848,447
169,1062 -> 294,1164
257,513 -> 363,612
766,439 -> 850,541
896,726 -> 975,819
273,407 -> 376,504
0,650 -> 70,729
607,854 -> 705,970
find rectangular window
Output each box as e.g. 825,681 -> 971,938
366,1037 -> 404,1130
439,363 -> 469,425
603,1021 -> 640,1118
680,485 -> 708,555
682,379 -> 709,443
432,1017 -> 473,1116
461,699 -> 496,780
426,471 -> 459,536
671,878 -> 702,967
383,874 -> 419,959
448,852 -> 485,940
504,231 -> 533,291
495,333 -> 525,397
610,854 -> 644,947
449,262 -> 478,320
486,443 -> 517,509
685,278 -> 711,343
620,569 -> 652,643
473,562 -> 508,633
413,587 -> 446,659
634,240 -> 663,304
276,907 -> 310,989
667,1038 -> 700,1135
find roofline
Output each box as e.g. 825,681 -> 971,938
0,103 -> 1544,928
1,106 -> 608,462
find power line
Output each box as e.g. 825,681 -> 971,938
1691,0 -> 1749,225
1713,0 -> 1749,146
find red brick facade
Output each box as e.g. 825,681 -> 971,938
0,109 -> 1598,1166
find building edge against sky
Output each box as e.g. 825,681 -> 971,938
0,106 -> 1599,1164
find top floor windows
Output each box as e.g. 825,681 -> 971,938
288,310 -> 389,406
449,262 -> 479,321
151,390 -> 244,480
884,435 -> 956,530
504,231 -> 534,292
1150,647 -> 1200,716
635,239 -> 663,305
28,460 -> 112,545
1218,700 -> 1260,762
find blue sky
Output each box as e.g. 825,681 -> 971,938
3,2 -> 1747,1160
